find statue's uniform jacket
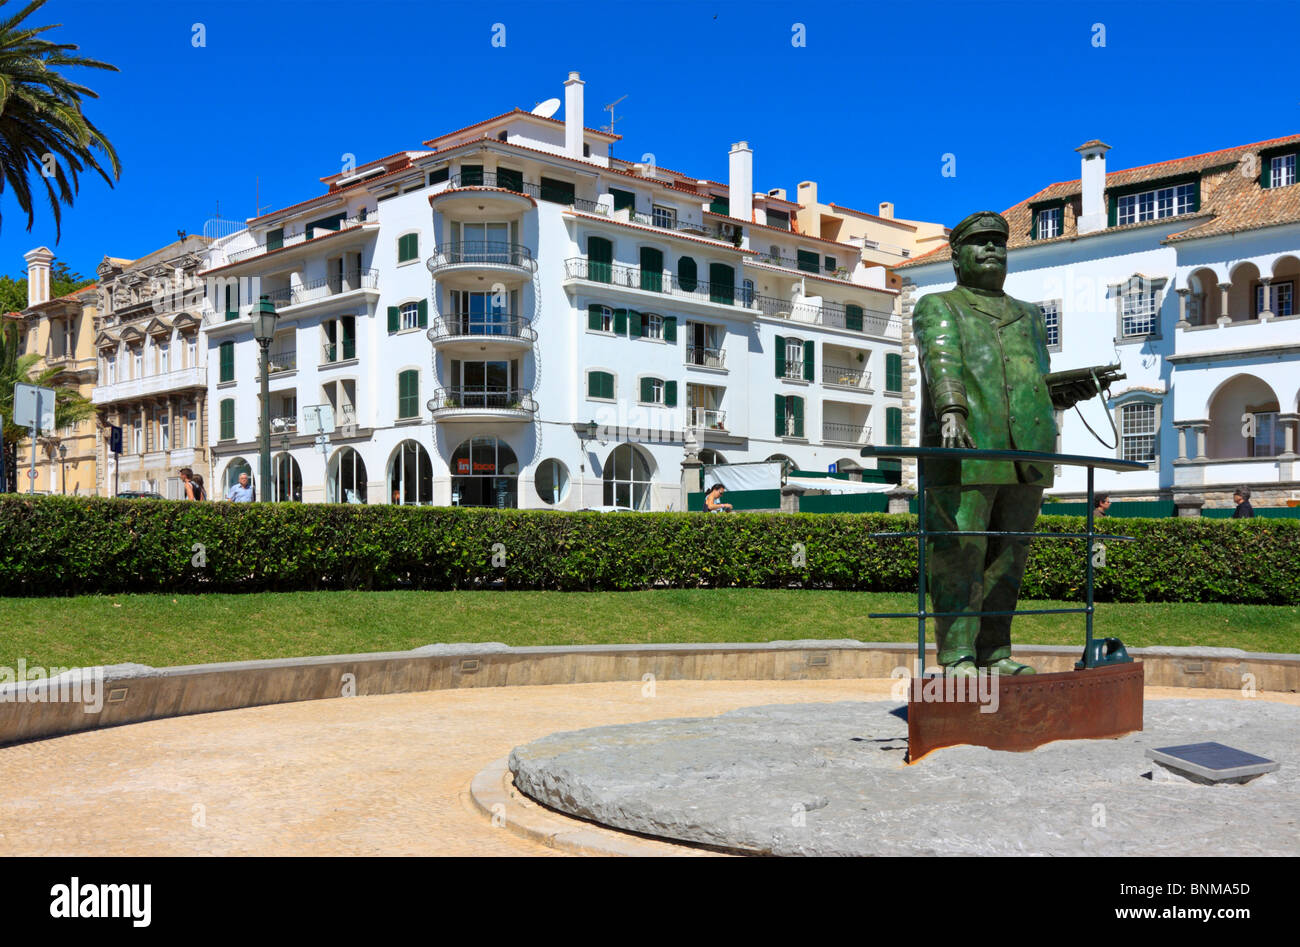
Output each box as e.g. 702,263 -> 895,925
912,286 -> 1057,487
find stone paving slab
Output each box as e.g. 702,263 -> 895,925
0,679 -> 1290,856
510,698 -> 1300,856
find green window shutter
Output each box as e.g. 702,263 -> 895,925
342,319 -> 356,359
797,249 -> 819,274
803,340 -> 814,381
398,370 -> 418,418
886,353 -> 902,392
219,399 -> 234,441
612,188 -> 635,212
775,394 -> 786,436
886,407 -> 902,446
1261,155 -> 1271,189
824,256 -> 836,272
461,164 -> 484,187
677,256 -> 697,293
388,306 -> 400,333
639,247 -> 663,292
1107,195 -> 1117,228
219,341 -> 234,382
588,372 -> 600,398
540,177 -> 575,205
1032,211 -> 1039,240
613,308 -> 627,334
417,299 -> 429,328
774,335 -> 785,377
588,304 -> 603,331
267,228 -> 284,252
429,167 -> 449,185
791,397 -> 804,438
663,316 -> 677,342
710,196 -> 729,216
398,234 -> 418,262
664,380 -> 677,407
497,167 -> 523,192
709,263 -> 735,304
589,371 -> 613,400
846,304 -> 864,332
629,310 -> 642,338
588,237 -> 613,283
602,372 -> 614,399
640,377 -> 654,402
1190,178 -> 1201,212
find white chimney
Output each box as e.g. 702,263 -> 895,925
564,72 -> 584,159
798,180 -> 817,206
24,247 -> 55,308
878,201 -> 894,219
768,188 -> 786,201
728,141 -> 753,223
1076,140 -> 1111,235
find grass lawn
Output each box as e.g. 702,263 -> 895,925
1,590 -> 1296,670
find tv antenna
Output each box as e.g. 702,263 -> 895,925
602,94 -> 627,135
255,176 -> 273,217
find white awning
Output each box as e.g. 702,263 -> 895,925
786,476 -> 894,494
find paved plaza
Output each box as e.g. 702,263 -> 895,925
0,680 -> 1293,856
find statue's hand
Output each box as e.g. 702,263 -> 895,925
940,411 -> 977,449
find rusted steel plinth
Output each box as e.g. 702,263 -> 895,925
907,662 -> 1144,762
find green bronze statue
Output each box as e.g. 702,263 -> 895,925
913,211 -> 1100,678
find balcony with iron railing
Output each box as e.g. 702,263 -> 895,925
685,345 -> 726,370
822,422 -> 872,446
428,313 -> 536,347
426,387 -> 536,421
427,242 -> 535,276
223,210 -> 375,265
823,365 -> 872,390
687,407 -> 727,430
321,339 -> 357,363
565,256 -> 899,335
266,348 -> 297,374
287,269 -> 380,308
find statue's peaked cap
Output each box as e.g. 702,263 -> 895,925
950,211 -> 1009,248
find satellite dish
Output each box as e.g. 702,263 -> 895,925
531,98 -> 561,119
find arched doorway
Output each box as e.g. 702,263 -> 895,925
327,447 -> 368,503
223,457 -> 253,497
1207,375 -> 1282,457
390,440 -> 433,505
450,436 -> 519,507
603,443 -> 653,510
272,452 -> 303,502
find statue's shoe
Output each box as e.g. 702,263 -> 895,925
944,660 -> 979,678
981,658 -> 1036,675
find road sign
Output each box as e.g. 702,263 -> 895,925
109,424 -> 123,454
314,433 -> 331,455
828,462 -> 838,473
301,404 -> 336,436
13,383 -> 56,433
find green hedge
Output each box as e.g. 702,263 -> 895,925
1,496 -> 1298,604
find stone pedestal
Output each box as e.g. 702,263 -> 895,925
1174,494 -> 1204,518
887,487 -> 916,515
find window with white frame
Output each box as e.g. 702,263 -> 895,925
187,337 -> 196,368
643,312 -> 663,339
1250,410 -> 1286,457
784,337 -> 804,379
186,408 -> 198,447
133,349 -> 142,379
1117,183 -> 1196,224
159,413 -> 170,451
1270,154 -> 1296,189
1036,206 -> 1062,239
1037,300 -> 1061,349
1256,281 -> 1294,316
652,205 -> 676,229
1120,402 -> 1157,463
105,353 -> 116,384
159,342 -> 169,374
594,305 -> 613,332
1119,282 -> 1160,338
401,302 -> 420,330
641,377 -> 664,404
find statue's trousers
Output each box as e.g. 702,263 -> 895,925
925,483 -> 1045,665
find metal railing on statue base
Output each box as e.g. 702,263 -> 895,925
859,445 -> 1149,760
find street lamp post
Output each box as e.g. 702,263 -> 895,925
58,441 -> 68,495
578,419 -> 597,509
252,295 -> 279,503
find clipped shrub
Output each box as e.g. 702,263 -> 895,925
0,496 -> 1296,604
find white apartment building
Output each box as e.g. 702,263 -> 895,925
198,72 -> 904,509
897,135 -> 1300,510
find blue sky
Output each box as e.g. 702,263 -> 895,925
2,0 -> 1295,281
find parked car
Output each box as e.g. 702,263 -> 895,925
116,490 -> 163,499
